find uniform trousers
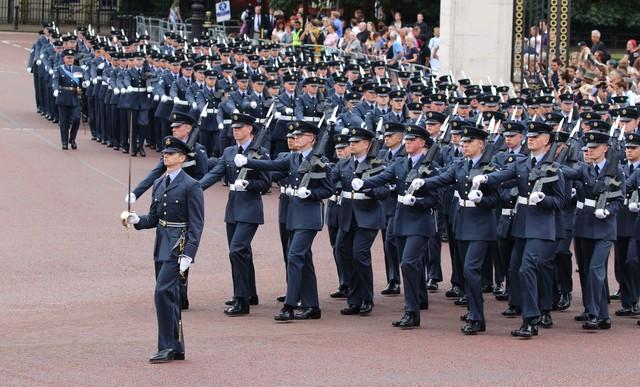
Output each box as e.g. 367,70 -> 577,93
396,235 -> 429,312
285,229 -> 319,308
154,259 -> 184,352
225,222 -> 258,300
615,237 -> 639,307
458,240 -> 490,322
336,222 -> 377,306
382,214 -> 401,285
58,104 -> 80,145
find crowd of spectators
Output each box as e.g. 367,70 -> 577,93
240,6 -> 440,72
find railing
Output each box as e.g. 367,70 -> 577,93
135,16 -> 241,45
0,0 -> 117,29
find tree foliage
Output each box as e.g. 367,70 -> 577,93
571,0 -> 640,29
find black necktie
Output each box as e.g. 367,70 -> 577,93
454,148 -> 460,157
509,150 -> 515,154
531,157 -> 537,168
238,145 -> 243,154
468,159 -> 473,170
595,164 -> 600,175
354,159 -> 359,170
187,79 -> 191,85
338,96 -> 343,104
165,175 -> 171,188
199,83 -> 203,90
630,163 -> 634,176
408,158 -> 413,170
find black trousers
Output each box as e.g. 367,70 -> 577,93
285,229 -> 319,308
225,222 -> 258,299
336,222 -> 378,306
154,260 -> 184,353
396,235 -> 429,313
57,104 -> 80,145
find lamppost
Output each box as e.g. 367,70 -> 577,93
191,0 -> 205,38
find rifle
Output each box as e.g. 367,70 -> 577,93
468,118 -> 501,180
594,117 -> 624,211
403,117 -> 452,196
297,128 -> 330,189
354,118 -> 385,179
236,108 -> 276,181
554,118 -> 581,165
529,140 -> 560,194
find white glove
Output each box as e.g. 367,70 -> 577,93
571,188 -> 577,198
92,77 -> 98,85
192,102 -> 198,110
113,88 -> 120,95
48,69 -> 54,75
161,95 -> 169,103
285,107 -> 293,115
285,187 -> 294,196
472,175 -> 488,189
296,187 -> 311,199
401,194 -> 417,206
388,184 -> 397,192
126,85 -> 134,93
53,90 -> 59,98
98,62 -> 105,70
179,256 -> 192,273
468,189 -> 483,203
82,80 -> 90,88
274,111 -> 282,118
234,154 -> 248,167
411,178 -> 425,190
39,53 -> 44,59
125,192 -> 136,204
233,179 -> 249,191
629,202 -> 639,213
119,87 -> 126,94
218,123 -> 224,130
81,65 -> 87,71
351,178 -> 364,191
36,59 -> 42,65
594,208 -> 610,219
147,86 -> 154,93
173,96 -> 180,104
250,101 -> 258,109
528,191 -> 545,204
126,212 -> 140,225
27,66 -> 32,73
153,95 -> 160,101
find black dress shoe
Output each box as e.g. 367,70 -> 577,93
557,293 -> 572,311
106,142 -> 113,148
461,320 -> 486,335
419,302 -> 429,310
445,286 -> 463,298
392,311 -> 420,328
149,348 -> 176,363
495,292 -> 509,301
113,146 -> 120,151
249,295 -> 259,305
225,297 -> 235,306
481,284 -> 494,293
340,304 -> 360,315
381,282 -> 400,295
427,279 -> 438,292
173,352 -> 185,360
511,323 -> 538,338
294,307 -> 321,320
224,299 -> 249,316
501,305 -> 521,317
330,288 -> 348,298
274,305 -> 294,321
181,297 -> 189,310
276,295 -> 286,302
574,311 -> 589,321
52,118 -> 59,123
582,316 -> 600,330
359,301 -> 373,315
598,318 -> 611,329
138,147 -> 146,157
460,312 -> 470,321
610,290 -> 620,300
62,144 -> 68,150
493,283 -> 504,296
615,307 -> 635,316
454,295 -> 468,306
70,140 -> 77,149
122,146 -> 129,154
540,312 -> 553,328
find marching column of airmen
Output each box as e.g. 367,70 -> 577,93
27,22 -> 640,362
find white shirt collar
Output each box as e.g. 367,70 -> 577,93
354,155 -> 367,164
301,147 -> 313,159
238,138 -> 252,150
